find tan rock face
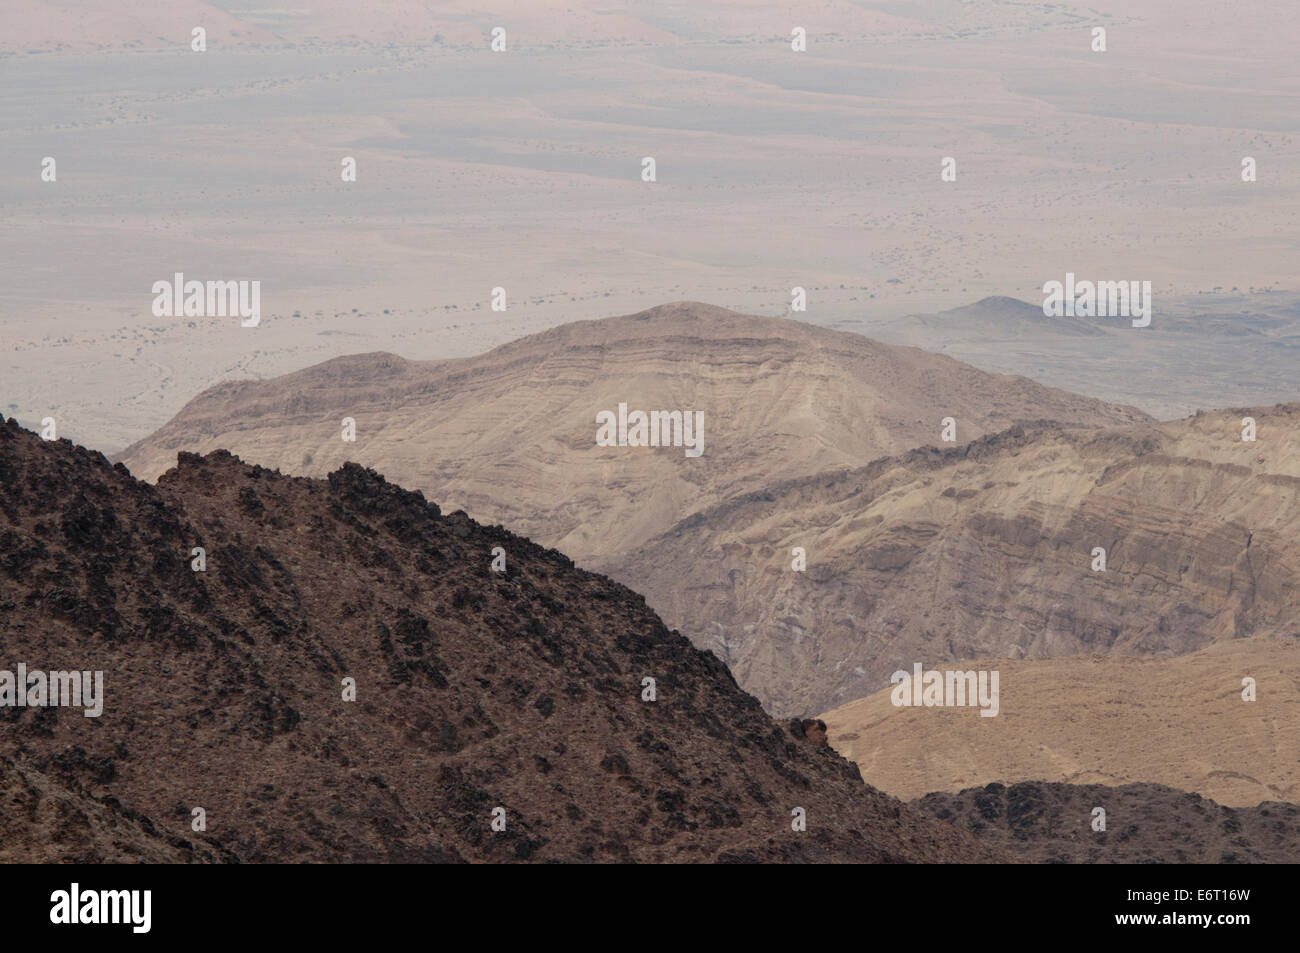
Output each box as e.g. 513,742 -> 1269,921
611,406 -> 1300,716
116,303 -> 1149,566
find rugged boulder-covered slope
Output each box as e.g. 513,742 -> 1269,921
0,755 -> 233,863
0,417 -> 1002,863
912,781 -> 1300,863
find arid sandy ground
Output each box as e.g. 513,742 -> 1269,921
823,641 -> 1300,808
1,0 -> 1297,452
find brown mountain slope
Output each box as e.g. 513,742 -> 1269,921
0,417 -> 1003,863
607,404 -> 1300,716
115,302 -> 1149,564
821,641 -> 1300,808
0,755 -> 234,863
912,781 -> 1300,864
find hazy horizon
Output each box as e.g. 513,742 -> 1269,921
3,0 -> 1298,451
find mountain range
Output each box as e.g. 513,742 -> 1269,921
616,403 -> 1300,715
2,416 -> 1003,862
118,303 -> 1148,566
8,416 -> 1299,862
19,300 -> 1295,859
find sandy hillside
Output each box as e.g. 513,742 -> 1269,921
115,302 -> 1148,563
823,640 -> 1300,808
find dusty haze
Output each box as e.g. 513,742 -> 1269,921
2,0 -> 1297,452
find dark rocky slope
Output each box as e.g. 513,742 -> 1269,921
0,755 -> 233,863
0,418 -> 1001,863
913,781 -> 1300,863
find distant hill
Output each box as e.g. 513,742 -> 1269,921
921,296 -> 1107,337
613,404 -> 1300,715
867,293 -> 1300,421
117,302 -> 1149,565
